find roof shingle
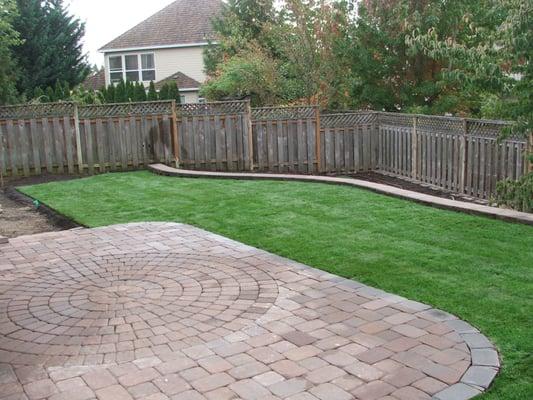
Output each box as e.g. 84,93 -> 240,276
100,0 -> 223,52
156,71 -> 201,90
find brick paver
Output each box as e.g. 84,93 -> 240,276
0,223 -> 498,399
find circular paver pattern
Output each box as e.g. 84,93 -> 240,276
0,223 -> 499,400
0,252 -> 278,366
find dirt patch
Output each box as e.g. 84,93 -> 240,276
0,174 -> 81,239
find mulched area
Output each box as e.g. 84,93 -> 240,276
351,171 -> 489,205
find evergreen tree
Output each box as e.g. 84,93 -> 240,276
63,81 -> 70,98
45,86 -> 55,102
159,83 -> 170,100
167,82 -> 181,103
115,80 -> 127,103
147,81 -> 158,101
126,80 -> 135,101
134,82 -> 147,102
106,84 -> 116,103
54,80 -> 64,100
33,87 -> 45,101
0,0 -> 21,105
13,0 -> 90,96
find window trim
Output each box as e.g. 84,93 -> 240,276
108,52 -> 156,83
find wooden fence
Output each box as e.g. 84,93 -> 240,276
0,101 -> 175,176
377,113 -> 529,199
252,106 -> 319,173
177,102 -> 252,171
320,112 -> 379,174
0,100 -> 529,200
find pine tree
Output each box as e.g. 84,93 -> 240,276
147,81 -> 158,101
13,0 -> 90,96
0,0 -> 21,105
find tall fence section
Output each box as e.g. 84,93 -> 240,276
0,100 -> 530,200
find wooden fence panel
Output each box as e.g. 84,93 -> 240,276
177,101 -> 250,171
251,106 -> 318,174
319,112 -> 378,174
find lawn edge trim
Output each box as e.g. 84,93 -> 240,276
149,164 -> 533,226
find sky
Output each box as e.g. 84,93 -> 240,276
66,0 -> 176,67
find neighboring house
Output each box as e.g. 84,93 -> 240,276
99,0 -> 222,103
82,69 -> 106,91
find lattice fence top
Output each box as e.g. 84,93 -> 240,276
177,101 -> 247,117
320,112 -> 377,128
79,101 -> 174,119
0,102 -> 76,120
252,106 -> 316,121
417,115 -> 464,134
378,112 -> 415,128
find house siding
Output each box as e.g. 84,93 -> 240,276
103,46 -> 206,88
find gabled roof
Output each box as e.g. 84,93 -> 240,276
82,69 -> 106,90
99,0 -> 223,52
156,72 -> 201,90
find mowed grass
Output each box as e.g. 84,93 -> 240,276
20,171 -> 533,399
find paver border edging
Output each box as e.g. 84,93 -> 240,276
148,164 -> 533,226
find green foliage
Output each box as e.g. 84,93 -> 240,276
45,86 -> 55,102
147,81 -> 158,101
159,83 -> 170,101
134,82 -> 147,102
494,173 -> 533,213
13,0 -> 90,96
167,82 -> 180,103
114,80 -> 127,103
201,45 -> 281,106
0,0 -> 21,105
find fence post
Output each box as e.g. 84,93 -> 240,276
245,100 -> 254,171
315,106 -> 321,174
459,119 -> 468,193
171,100 -> 180,167
411,116 -> 418,180
73,103 -> 84,174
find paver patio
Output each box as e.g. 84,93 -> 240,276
0,223 -> 498,400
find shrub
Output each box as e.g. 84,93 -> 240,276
494,173 -> 533,213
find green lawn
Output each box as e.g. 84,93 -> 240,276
20,171 -> 533,399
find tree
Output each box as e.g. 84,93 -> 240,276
147,81 -> 158,101
134,82 -> 147,102
167,82 -> 181,103
13,0 -> 90,96
159,83 -> 170,100
201,45 -> 281,106
0,0 -> 21,105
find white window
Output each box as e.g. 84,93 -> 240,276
180,95 -> 186,104
109,56 -> 123,83
108,53 -> 156,83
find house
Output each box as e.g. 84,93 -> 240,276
82,69 -> 106,91
99,0 -> 222,103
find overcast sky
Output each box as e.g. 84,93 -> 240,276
67,0 -> 176,67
